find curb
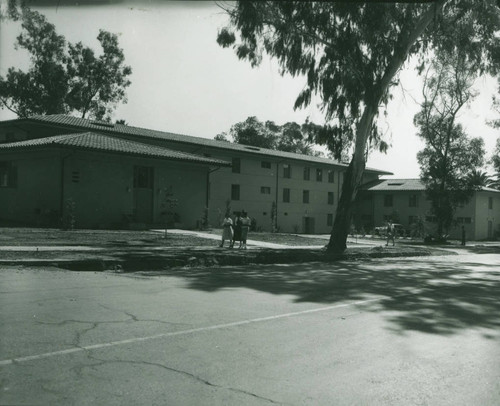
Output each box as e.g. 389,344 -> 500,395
0,246 -> 451,272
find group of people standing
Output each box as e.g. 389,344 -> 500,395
220,211 -> 251,249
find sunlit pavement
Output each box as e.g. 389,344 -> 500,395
1,252 -> 499,405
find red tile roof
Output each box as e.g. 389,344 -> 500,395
4,114 -> 391,174
0,132 -> 230,166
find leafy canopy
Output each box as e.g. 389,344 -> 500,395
217,1 -> 500,159
414,50 -> 486,235
0,7 -> 132,121
216,116 -> 322,156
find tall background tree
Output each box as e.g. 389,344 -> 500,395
0,6 -> 132,121
217,1 -> 500,252
415,51 -> 485,238
215,116 -> 322,156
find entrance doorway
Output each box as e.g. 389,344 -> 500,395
133,166 -> 154,224
303,216 -> 315,234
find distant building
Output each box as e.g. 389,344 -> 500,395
0,114 -> 390,232
354,178 -> 500,240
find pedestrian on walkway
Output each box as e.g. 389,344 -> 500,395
461,226 -> 466,246
385,220 -> 395,246
219,214 -> 233,248
230,212 -> 242,248
240,210 -> 251,249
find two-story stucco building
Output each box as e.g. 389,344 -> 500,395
0,114 -> 390,232
354,178 -> 500,240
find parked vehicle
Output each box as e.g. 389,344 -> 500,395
374,223 -> 407,237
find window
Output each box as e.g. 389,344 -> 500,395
327,213 -> 333,226
458,217 -> 472,224
133,166 -> 153,189
0,162 -> 17,188
261,186 -> 271,194
303,190 -> 309,204
328,170 -> 335,183
283,164 -> 291,178
283,188 -> 290,203
425,216 -> 437,223
409,194 -> 418,207
232,157 -> 241,173
316,168 -> 323,182
489,197 -> 493,210
328,192 -> 334,205
303,167 -> 310,181
384,195 -> 393,207
71,171 -> 80,183
231,184 -> 240,200
261,161 -> 271,169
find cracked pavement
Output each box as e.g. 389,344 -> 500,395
1,254 -> 500,405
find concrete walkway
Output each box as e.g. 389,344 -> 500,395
157,229 -> 327,249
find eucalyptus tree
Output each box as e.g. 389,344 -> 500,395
415,49 -> 489,238
0,7 -> 132,121
217,1 -> 500,252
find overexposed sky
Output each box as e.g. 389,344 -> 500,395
0,0 -> 498,178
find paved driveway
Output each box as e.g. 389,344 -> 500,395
1,252 -> 499,405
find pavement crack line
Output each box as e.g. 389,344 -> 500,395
82,354 -> 285,405
98,302 -> 190,327
0,296 -> 384,367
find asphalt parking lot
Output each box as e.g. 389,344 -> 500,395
1,252 -> 500,405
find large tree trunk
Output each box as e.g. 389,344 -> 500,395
327,103 -> 376,252
326,0 -> 446,253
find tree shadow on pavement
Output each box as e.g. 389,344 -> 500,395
148,256 -> 500,337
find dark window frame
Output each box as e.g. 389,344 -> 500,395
316,168 -> 323,182
133,166 -> 154,189
283,164 -> 291,179
328,170 -> 335,183
328,191 -> 334,205
327,213 -> 333,227
283,188 -> 290,203
260,186 -> 271,194
232,157 -> 241,173
303,190 -> 310,204
303,167 -> 310,181
231,184 -> 240,200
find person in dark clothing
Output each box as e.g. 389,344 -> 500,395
461,226 -> 466,246
239,210 -> 251,249
230,212 -> 242,248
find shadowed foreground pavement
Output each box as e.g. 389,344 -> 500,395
1,251 -> 499,405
